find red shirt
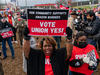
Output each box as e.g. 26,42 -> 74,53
8,15 -> 12,25
45,56 -> 54,75
69,44 -> 99,75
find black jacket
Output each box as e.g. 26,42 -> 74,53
0,21 -> 12,30
27,48 -> 68,75
0,15 -> 2,20
0,21 -> 13,40
84,17 -> 100,38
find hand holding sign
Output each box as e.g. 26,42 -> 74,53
0,28 -> 14,38
66,27 -> 72,40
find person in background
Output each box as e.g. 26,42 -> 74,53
0,17 -> 15,59
0,16 -> 2,55
7,10 -> 13,25
83,10 -> 100,47
67,10 -> 78,38
7,10 -> 18,44
93,11 -> 100,52
23,26 -> 73,75
82,10 -> 87,21
53,36 -> 61,48
20,9 -> 27,20
15,13 -> 25,47
69,31 -> 99,75
0,35 -> 4,75
23,36 -> 37,74
0,14 -> 2,20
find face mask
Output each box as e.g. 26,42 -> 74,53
78,41 -> 87,48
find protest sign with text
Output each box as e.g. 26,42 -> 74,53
27,9 -> 69,36
0,28 -> 14,38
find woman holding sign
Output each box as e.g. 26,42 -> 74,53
23,26 -> 73,75
69,31 -> 99,75
0,17 -> 15,59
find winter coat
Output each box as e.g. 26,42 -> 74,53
27,48 -> 68,75
84,17 -> 100,39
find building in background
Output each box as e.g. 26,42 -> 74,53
34,4 -> 57,9
0,0 -> 99,8
98,0 -> 100,4
0,0 -> 58,7
71,0 -> 98,6
72,0 -> 89,2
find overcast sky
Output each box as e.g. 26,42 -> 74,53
0,0 -> 58,6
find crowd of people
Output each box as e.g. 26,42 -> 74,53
68,7 -> 100,51
0,5 -> 100,75
0,7 -> 27,75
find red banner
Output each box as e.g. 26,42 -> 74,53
27,9 -> 69,36
28,20 -> 67,36
0,28 -> 14,38
59,5 -> 69,10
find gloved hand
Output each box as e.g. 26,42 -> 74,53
69,59 -> 83,68
82,56 -> 90,64
66,27 -> 72,40
82,56 -> 99,71
24,26 -> 30,40
88,59 -> 99,71
88,62 -> 97,70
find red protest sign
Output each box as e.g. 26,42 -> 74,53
27,9 -> 69,36
0,28 -> 14,38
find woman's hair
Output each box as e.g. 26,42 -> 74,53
74,31 -> 87,46
40,37 -> 57,50
75,31 -> 87,40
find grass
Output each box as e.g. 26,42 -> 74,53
73,4 -> 98,9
